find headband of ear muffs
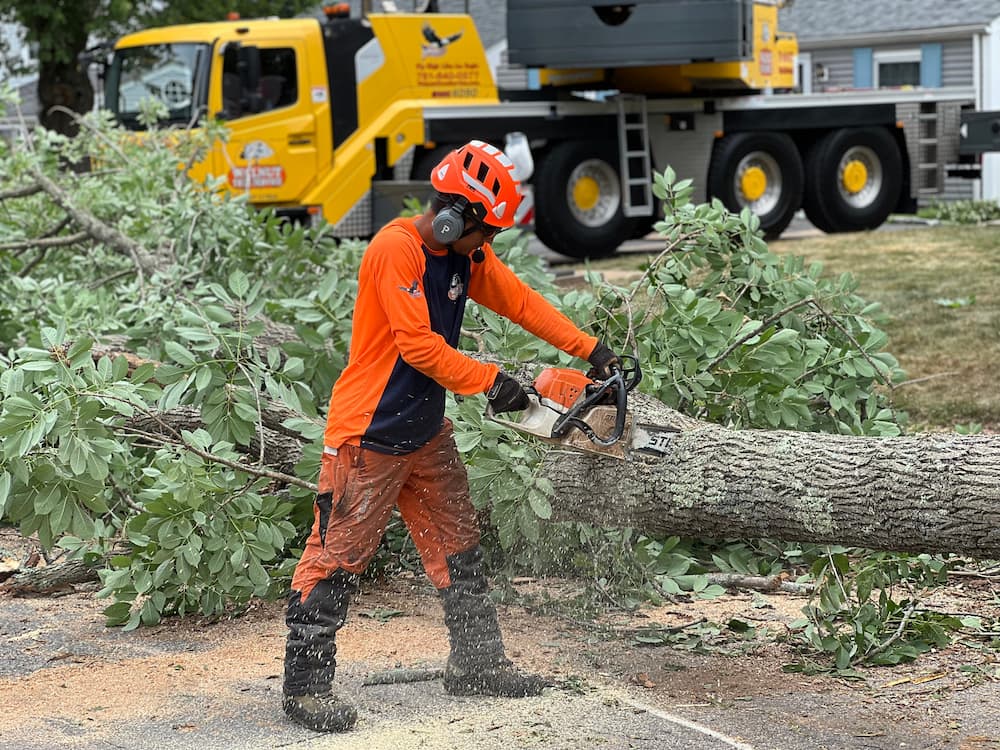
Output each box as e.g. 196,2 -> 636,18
432,195 -> 469,245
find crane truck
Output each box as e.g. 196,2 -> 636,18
103,1 -> 974,259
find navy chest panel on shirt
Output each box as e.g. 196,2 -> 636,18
422,249 -> 471,345
362,248 -> 471,455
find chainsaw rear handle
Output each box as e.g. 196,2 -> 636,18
551,368 -> 628,446
552,355 -> 641,446
616,355 -> 642,393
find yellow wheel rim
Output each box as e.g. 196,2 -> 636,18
842,160 -> 869,195
740,166 -> 768,202
572,175 -> 601,212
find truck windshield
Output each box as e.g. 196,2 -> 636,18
105,43 -> 208,129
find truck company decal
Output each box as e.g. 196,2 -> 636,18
240,140 -> 275,160
229,165 -> 286,189
759,49 -> 772,76
417,60 -> 481,88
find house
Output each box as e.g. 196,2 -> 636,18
779,0 -> 1000,201
1,21 -> 38,134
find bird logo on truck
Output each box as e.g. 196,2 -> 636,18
421,24 -> 463,58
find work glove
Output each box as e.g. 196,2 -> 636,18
487,372 -> 530,414
587,341 -> 621,381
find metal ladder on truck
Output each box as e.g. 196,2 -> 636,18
616,94 -> 653,218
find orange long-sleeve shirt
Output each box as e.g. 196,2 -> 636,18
323,218 -> 597,454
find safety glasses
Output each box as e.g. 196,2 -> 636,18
478,222 -> 502,240
459,219 -> 502,241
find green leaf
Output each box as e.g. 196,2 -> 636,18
229,270 -> 250,298
66,337 -> 95,360
0,472 -> 11,517
527,490 -> 552,520
159,374 -> 193,412
164,341 -> 197,367
19,359 -> 56,372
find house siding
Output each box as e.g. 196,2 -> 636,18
941,39 -> 974,87
811,48 -> 855,90
809,38 -> 973,91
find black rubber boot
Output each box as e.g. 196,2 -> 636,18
439,546 -> 547,698
283,571 -> 359,732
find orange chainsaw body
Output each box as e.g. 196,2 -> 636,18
533,368 -> 593,410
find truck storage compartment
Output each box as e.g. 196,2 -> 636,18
506,0 -> 753,69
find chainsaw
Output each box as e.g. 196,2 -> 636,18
487,356 -> 647,459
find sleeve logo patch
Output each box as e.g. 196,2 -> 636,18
398,279 -> 422,298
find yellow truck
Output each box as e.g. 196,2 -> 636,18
103,1 -> 969,258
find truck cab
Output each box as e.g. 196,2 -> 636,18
104,8 -> 498,230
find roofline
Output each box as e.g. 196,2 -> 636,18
794,23 -> 990,50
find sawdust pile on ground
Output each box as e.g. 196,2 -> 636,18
2,524 -> 999,749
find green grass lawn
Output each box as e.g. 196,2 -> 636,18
770,226 -> 1000,431
571,225 -> 1000,431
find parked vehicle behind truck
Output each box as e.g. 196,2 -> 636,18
104,1 -> 975,259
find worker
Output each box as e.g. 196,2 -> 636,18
282,139 -> 621,732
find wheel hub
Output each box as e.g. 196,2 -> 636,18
740,166 -> 768,202
572,175 -> 601,212
841,160 -> 869,195
733,151 -> 782,216
565,158 -> 621,228
836,146 -> 883,208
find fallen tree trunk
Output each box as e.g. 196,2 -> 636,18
0,558 -> 99,595
543,392 -> 1000,559
89,347 -> 1000,558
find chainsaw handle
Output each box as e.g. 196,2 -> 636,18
551,370 -> 628,446
616,355 -> 642,392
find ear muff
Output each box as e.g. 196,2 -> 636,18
432,196 -> 469,245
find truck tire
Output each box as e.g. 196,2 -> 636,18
802,127 -> 902,234
707,132 -> 803,239
533,140 -> 631,259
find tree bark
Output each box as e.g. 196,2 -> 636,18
0,558 -> 98,595
542,392 -> 1000,559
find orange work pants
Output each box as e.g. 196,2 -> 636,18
290,421 -> 480,602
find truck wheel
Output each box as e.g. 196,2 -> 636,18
802,127 -> 902,233
708,132 -> 803,239
533,140 -> 631,259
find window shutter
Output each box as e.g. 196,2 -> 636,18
920,43 -> 943,88
853,48 -> 873,88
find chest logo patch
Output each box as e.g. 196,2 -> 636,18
448,273 -> 464,301
399,279 -> 422,298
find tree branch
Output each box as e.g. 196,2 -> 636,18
3,231 -> 89,255
27,164 -> 159,283
0,183 -> 43,201
704,298 -> 815,373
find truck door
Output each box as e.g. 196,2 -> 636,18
209,39 -> 319,206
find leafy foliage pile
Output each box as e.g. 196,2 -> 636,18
0,99 -> 987,670
918,199 -> 1000,224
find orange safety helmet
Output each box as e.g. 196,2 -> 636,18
430,140 -> 522,229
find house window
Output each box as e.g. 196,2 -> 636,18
873,49 -> 921,88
